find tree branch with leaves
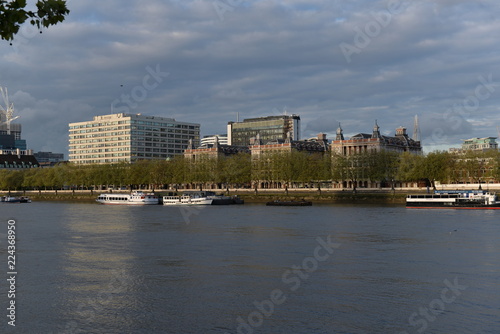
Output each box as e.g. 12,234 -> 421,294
0,0 -> 69,42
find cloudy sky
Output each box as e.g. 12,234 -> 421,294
1,0 -> 500,156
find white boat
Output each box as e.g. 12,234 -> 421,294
406,190 -> 500,209
96,191 -> 159,205
163,191 -> 213,205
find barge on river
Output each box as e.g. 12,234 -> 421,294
406,190 -> 500,209
266,199 -> 312,206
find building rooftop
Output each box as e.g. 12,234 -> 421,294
230,114 -> 300,123
0,154 -> 39,168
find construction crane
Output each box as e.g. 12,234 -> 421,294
0,87 -> 20,135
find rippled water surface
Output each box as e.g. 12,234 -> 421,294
1,202 -> 499,333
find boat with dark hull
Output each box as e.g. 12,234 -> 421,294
1,196 -> 31,203
406,190 -> 500,209
266,199 -> 312,206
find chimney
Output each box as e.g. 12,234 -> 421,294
396,127 -> 407,136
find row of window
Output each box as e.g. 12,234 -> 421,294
69,126 -> 130,133
69,147 -> 130,154
70,127 -> 199,135
70,133 -> 198,140
70,134 -> 131,140
98,196 -> 129,201
69,142 -> 130,149
133,142 -> 186,147
69,138 -> 194,148
70,153 -> 130,159
71,151 -> 182,161
74,158 -> 130,164
70,121 -> 198,130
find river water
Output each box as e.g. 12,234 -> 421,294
1,201 -> 499,333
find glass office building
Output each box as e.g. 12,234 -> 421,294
227,115 -> 300,146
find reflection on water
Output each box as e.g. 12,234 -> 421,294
58,205 -> 141,333
1,202 -> 499,333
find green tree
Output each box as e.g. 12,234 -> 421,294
331,152 -> 348,186
66,164 -> 90,189
220,153 -> 251,189
2,169 -> 24,190
271,151 -> 293,187
486,150 -> 500,182
290,150 -> 309,186
396,151 -> 424,182
188,156 -> 219,189
421,151 -> 453,188
1,0 -> 70,41
170,156 -> 187,190
21,167 -> 39,189
369,150 -> 400,186
0,169 -> 9,189
128,160 -> 151,189
149,160 -> 170,190
331,152 -> 368,188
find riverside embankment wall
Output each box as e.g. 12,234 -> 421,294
2,183 -> 497,203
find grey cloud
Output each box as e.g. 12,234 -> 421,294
0,0 -> 499,155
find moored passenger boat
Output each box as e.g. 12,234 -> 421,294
163,191 -> 213,205
96,191 -> 159,205
162,191 -> 244,205
406,190 -> 500,209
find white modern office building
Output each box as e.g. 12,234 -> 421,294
200,134 -> 228,147
69,113 -> 200,164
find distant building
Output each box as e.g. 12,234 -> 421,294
0,134 -> 15,149
329,122 -> 422,189
69,113 -> 200,164
33,151 -> 65,167
449,137 -> 498,153
184,137 -> 250,162
0,150 -> 39,169
0,90 -> 28,151
250,133 -> 328,157
227,114 -> 300,146
200,134 -> 228,147
250,133 -> 329,189
0,119 -> 36,168
183,138 -> 251,190
0,124 -> 26,150
0,123 -> 22,141
330,122 -> 422,155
